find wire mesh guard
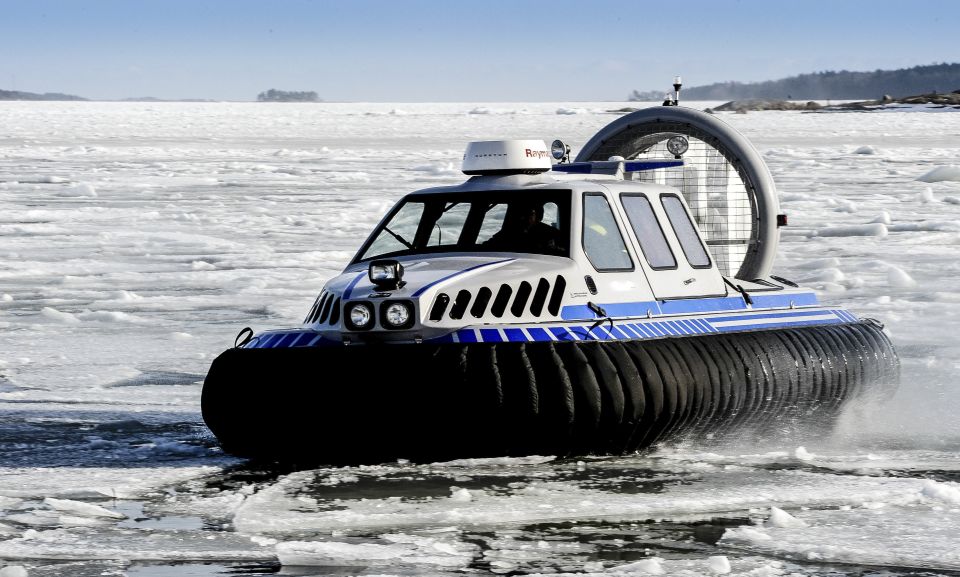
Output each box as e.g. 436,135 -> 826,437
594,123 -> 756,277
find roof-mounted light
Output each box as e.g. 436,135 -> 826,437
551,139 -> 571,163
666,135 -> 689,158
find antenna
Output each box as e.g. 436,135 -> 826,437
663,75 -> 683,106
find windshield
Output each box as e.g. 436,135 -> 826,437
356,190 -> 570,262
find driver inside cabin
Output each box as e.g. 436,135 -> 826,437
483,202 -> 563,255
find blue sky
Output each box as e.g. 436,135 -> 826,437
2,0 -> 957,101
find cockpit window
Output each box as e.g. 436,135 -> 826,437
356,191 -> 570,262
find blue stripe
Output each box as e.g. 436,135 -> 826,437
642,323 -> 662,337
503,328 -> 527,342
570,326 -> 593,340
430,333 -> 456,343
560,292 -> 821,321
550,327 -> 569,341
527,327 -> 552,342
411,259 -> 514,298
258,333 -> 282,348
274,333 -> 298,348
561,301 -> 660,321
623,160 -> 685,172
480,328 -> 503,343
621,324 -> 642,338
660,296 -> 747,314
701,318 -> 718,332
456,329 -> 478,343
553,160 -> 683,174
342,272 -> 366,300
609,326 -> 630,339
669,322 -> 687,335
632,323 -> 653,338
594,326 -> 615,340
751,292 -> 819,308
290,333 -> 312,347
838,309 -> 858,323
654,322 -> 674,336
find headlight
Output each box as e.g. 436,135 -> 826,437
381,300 -> 414,330
666,135 -> 689,157
346,302 -> 374,331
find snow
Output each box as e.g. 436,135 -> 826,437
708,556 -> 732,574
916,165 -> 960,183
0,101 -> 959,575
766,507 -> 807,528
614,558 -> 665,574
815,223 -> 888,237
43,498 -> 127,520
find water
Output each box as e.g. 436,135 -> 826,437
1,101 -> 959,575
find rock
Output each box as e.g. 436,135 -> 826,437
712,99 -> 819,112
818,90 -> 960,112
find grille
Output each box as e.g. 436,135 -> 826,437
305,292 -> 332,325
428,275 -> 567,322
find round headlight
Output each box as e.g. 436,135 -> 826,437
348,303 -> 373,329
384,302 -> 411,327
666,135 -> 689,157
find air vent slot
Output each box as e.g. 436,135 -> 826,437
584,275 -> 598,295
511,281 -> 532,317
313,293 -> 330,323
529,278 -> 551,317
328,297 -> 341,325
470,287 -> 493,318
548,275 -> 566,316
449,289 -> 472,320
317,293 -> 333,324
429,293 -> 450,321
490,284 -> 513,318
304,295 -> 323,324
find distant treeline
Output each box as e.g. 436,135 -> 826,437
629,63 -> 960,101
0,89 -> 86,101
257,89 -> 320,102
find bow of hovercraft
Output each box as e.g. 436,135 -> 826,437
202,115 -> 899,465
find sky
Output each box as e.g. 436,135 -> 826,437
2,0 -> 958,102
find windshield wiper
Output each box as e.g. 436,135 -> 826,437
383,226 -> 413,249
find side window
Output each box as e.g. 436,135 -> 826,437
621,194 -> 677,269
582,193 -> 633,271
661,194 -> 711,268
425,202 -> 470,248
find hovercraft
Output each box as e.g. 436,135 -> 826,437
202,105 -> 899,465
